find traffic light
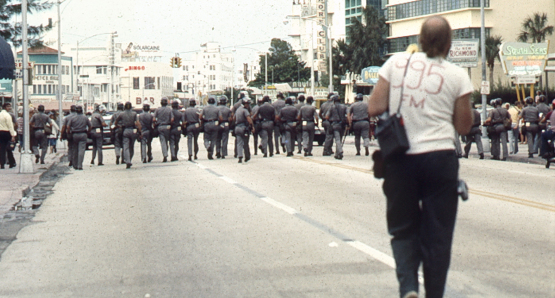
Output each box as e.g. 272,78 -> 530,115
177,57 -> 182,68
170,57 -> 175,68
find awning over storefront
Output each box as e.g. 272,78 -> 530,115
0,37 -> 14,80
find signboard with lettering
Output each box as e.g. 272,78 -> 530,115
361,66 -> 381,84
448,39 -> 479,68
14,59 -> 34,69
499,41 -> 550,76
316,0 -> 327,74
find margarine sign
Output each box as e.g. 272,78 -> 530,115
499,42 -> 550,76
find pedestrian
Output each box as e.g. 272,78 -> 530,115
272,92 -> 286,154
463,103 -> 484,159
534,95 -> 551,154
294,94 -> 306,154
232,92 -> 252,158
251,98 -> 263,155
319,92 -> 335,156
216,95 -> 232,159
113,102 -> 142,169
348,93 -> 371,156
47,113 -> 60,154
110,103 -> 125,165
67,106 -> 92,170
277,97 -> 300,157
30,104 -> 54,164
540,99 -> 555,159
300,96 -> 318,156
254,95 -> 275,157
90,105 -> 107,166
325,95 -> 347,160
486,98 -> 510,160
233,98 -> 254,163
508,101 -> 522,154
368,16 -> 473,298
0,102 -> 17,169
139,103 -> 154,163
519,96 -> 540,158
16,110 -> 23,152
61,105 -> 76,167
153,97 -> 174,162
169,100 -> 183,161
200,96 -> 222,160
183,99 -> 200,161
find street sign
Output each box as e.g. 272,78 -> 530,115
448,39 -> 479,68
14,59 -> 34,69
515,75 -> 537,85
481,81 -> 490,95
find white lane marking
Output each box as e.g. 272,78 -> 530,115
260,197 -> 298,215
329,242 -> 339,247
196,163 -> 207,169
219,176 -> 236,184
346,240 -> 396,269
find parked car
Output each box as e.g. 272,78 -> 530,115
86,115 -> 113,150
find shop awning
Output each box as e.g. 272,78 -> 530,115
0,37 -> 14,80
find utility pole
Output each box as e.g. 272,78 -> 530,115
265,52 -> 268,96
480,0 -> 490,152
56,0 -> 64,149
20,0 -> 34,173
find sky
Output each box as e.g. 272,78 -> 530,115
28,0 -> 293,64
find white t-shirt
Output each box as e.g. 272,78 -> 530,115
378,52 -> 473,154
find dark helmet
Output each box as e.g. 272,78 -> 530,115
306,96 -> 314,104
124,102 -> 133,110
70,105 -> 76,112
239,92 -> 246,99
189,99 -> 196,106
172,100 -> 180,108
276,92 -> 284,99
208,96 -> 216,105
262,95 -> 270,103
525,97 -> 534,105
489,99 -> 496,106
75,105 -> 83,113
143,102 -> 150,111
117,102 -> 124,110
242,97 -> 251,105
356,93 -> 364,101
285,97 -> 293,105
538,95 -> 546,103
219,95 -> 228,104
298,94 -> 305,102
38,104 -> 45,112
161,97 -> 168,106
331,94 -> 340,102
327,92 -> 335,100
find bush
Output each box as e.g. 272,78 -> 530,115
470,80 -> 555,105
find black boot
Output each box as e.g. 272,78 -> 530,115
163,157 -> 167,162
116,156 -> 120,165
216,152 -> 221,159
356,150 -> 360,156
238,157 -> 243,163
365,148 -> 369,156
188,155 -> 192,161
479,153 -> 484,159
91,159 -> 95,165
208,153 -> 213,160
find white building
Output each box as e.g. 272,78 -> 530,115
235,59 -> 260,90
178,42 -> 234,103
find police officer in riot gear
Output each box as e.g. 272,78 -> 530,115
113,102 -> 142,169
463,102 -> 484,159
183,99 -> 201,161
325,95 -> 347,160
300,96 -> 318,156
110,102 -> 125,164
320,92 -> 335,156
30,104 -> 54,164
251,98 -> 263,155
61,105 -> 76,167
234,98 -> 255,163
277,97 -> 300,157
169,100 -> 183,161
272,92 -> 286,154
216,95 -> 232,159
90,105 -> 107,166
487,98 -> 510,160
67,105 -> 92,170
200,96 -> 223,160
535,95 -> 551,153
153,97 -> 174,162
254,95 -> 275,157
294,94 -> 306,154
348,93 -> 371,156
139,102 -> 154,163
519,96 -> 540,158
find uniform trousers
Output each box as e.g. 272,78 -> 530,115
296,125 -> 303,153
253,121 -> 261,154
383,150 -> 459,298
525,124 -> 539,155
331,122 -> 344,157
66,134 -> 74,165
140,130 -> 152,162
91,130 -> 103,164
508,125 -> 519,154
113,128 -> 123,158
323,120 -> 334,154
0,131 -> 15,167
353,120 -> 370,153
122,128 -> 136,165
186,124 -> 200,157
490,128 -> 508,159
203,122 -> 218,156
260,120 -> 274,155
72,132 -> 87,169
234,124 -> 250,159
464,131 -> 484,156
169,127 -> 181,159
301,121 -> 315,154
157,125 -> 171,158
32,129 -> 48,162
273,122 -> 284,153
216,122 -> 230,157
284,122 -> 297,154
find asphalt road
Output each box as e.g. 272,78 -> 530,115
0,136 -> 553,297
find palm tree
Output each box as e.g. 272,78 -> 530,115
0,0 -> 53,47
485,35 -> 503,86
517,12 -> 554,43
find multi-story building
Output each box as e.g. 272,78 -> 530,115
385,0 -> 555,88
345,0 -> 386,43
178,42 -> 234,103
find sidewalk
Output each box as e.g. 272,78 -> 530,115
0,148 -> 66,219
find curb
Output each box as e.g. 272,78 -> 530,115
19,152 -> 67,201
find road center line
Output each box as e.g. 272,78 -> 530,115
260,197 -> 297,215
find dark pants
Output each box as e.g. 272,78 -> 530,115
273,122 -> 284,153
113,129 -> 123,158
331,123 -> 344,157
253,121 -> 261,154
234,124 -> 250,159
464,131 -> 484,156
158,126 -> 171,158
323,120 -> 334,154
216,123 -> 230,157
186,124 -> 200,157
204,122 -> 218,156
72,133 -> 88,169
383,150 -> 459,298
284,122 -> 297,154
33,129 -> 47,162
122,128 -> 136,165
525,125 -> 539,155
301,121 -> 315,154
260,120 -> 274,155
296,125 -> 302,153
353,120 -> 370,153
169,127 -> 181,159
141,130 -> 153,162
540,129 -> 555,157
0,131 -> 15,167
91,129 -> 103,164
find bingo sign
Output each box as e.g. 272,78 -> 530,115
316,0 -> 327,72
361,66 -> 381,85
448,39 -> 479,68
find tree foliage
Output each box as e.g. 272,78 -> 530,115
0,0 -> 53,48
517,12 -> 554,43
485,35 -> 503,85
248,38 -> 311,88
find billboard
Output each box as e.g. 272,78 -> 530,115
361,66 -> 381,85
499,41 -> 550,76
448,39 -> 479,68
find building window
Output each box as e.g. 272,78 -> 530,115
388,28 -> 490,53
33,85 -> 36,94
133,77 -> 139,89
144,77 -> 156,89
48,85 -> 52,94
157,77 -> 160,89
96,66 -> 102,74
387,0 -> 490,21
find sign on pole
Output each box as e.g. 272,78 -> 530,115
361,66 -> 381,84
480,81 -> 490,95
515,75 -> 537,85
448,39 -> 479,68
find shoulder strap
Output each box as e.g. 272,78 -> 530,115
396,53 -> 414,116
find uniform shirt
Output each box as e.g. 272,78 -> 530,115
300,104 -> 317,121
272,99 -> 286,115
521,105 -> 540,122
294,102 -> 305,111
349,101 -> 369,121
171,108 -> 183,129
326,102 -> 347,122
536,103 -> 551,117
201,105 -> 221,122
379,51 -> 473,154
117,110 -> 138,128
279,105 -> 299,122
488,107 -> 510,124
67,114 -> 91,132
90,111 -> 104,128
139,112 -> 154,132
0,110 -> 16,137
30,112 -> 51,129
471,109 -> 481,127
218,105 -> 232,122
154,106 -> 174,125
110,111 -> 123,128
235,106 -> 250,125
251,105 -> 260,121
258,103 -> 275,121
183,107 -> 200,124
319,100 -> 333,120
